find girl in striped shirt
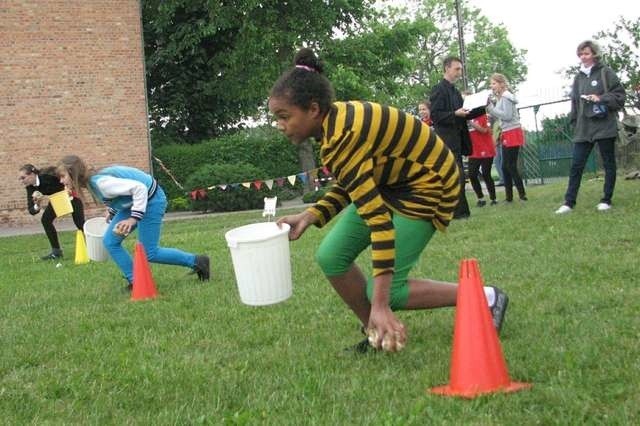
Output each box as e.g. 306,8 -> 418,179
270,48 -> 508,353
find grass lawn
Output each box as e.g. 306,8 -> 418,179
1,179 -> 639,424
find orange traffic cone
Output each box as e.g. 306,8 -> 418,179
74,230 -> 90,265
430,258 -> 531,398
131,242 -> 158,301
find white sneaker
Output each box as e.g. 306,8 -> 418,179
596,203 -> 611,211
555,205 -> 572,214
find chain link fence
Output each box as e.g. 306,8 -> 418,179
517,99 -> 640,184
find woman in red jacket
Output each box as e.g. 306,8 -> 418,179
468,113 -> 497,206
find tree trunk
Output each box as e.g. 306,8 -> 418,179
298,139 -> 317,192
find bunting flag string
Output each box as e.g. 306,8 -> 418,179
154,156 -> 334,201
188,167 -> 334,200
153,156 -> 185,190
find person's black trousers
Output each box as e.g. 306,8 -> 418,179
41,197 -> 85,250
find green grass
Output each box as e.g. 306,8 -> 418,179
1,179 -> 639,425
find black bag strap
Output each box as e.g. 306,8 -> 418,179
601,67 -> 608,93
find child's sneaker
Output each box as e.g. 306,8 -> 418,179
489,286 -> 509,334
193,255 -> 210,281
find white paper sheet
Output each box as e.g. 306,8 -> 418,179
463,89 -> 491,111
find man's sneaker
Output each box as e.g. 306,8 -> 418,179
193,255 -> 210,281
490,200 -> 498,206
477,199 -> 487,207
41,250 -> 63,260
489,286 -> 509,334
596,202 -> 611,211
555,205 -> 572,214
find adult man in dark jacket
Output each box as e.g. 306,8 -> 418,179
430,56 -> 472,219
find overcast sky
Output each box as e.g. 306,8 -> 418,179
467,0 -> 630,107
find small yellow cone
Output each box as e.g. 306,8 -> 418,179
75,230 -> 90,265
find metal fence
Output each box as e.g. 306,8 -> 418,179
518,99 -> 640,184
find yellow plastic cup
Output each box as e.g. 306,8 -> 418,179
49,191 -> 74,217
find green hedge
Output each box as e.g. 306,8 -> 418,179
152,126 -> 302,200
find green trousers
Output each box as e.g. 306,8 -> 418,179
315,204 -> 435,310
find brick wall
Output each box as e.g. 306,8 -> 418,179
0,0 -> 150,228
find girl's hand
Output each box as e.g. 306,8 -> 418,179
276,211 -> 317,240
114,218 -> 137,236
366,272 -> 407,352
367,305 -> 407,352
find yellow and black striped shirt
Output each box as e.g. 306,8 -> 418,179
307,101 -> 460,277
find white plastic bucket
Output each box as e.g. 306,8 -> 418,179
83,217 -> 110,262
225,222 -> 292,306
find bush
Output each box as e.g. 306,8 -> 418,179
153,126 -> 305,200
168,196 -> 190,212
185,162 -> 280,213
302,187 -> 329,204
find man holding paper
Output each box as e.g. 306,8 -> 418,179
429,56 -> 476,219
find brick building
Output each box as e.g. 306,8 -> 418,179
0,0 -> 150,228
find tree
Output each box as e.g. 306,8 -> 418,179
322,0 -> 528,112
323,18 -> 421,105
594,16 -> 640,107
464,14 -> 528,92
142,0 -> 374,142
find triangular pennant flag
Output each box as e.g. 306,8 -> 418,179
242,182 -> 251,189
297,172 -> 308,183
231,183 -> 240,189
218,184 -> 227,191
275,178 -> 285,187
322,166 -> 330,175
253,180 -> 263,190
207,185 -> 216,190
287,175 -> 296,186
265,179 -> 274,190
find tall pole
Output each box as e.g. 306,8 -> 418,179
455,0 -> 468,91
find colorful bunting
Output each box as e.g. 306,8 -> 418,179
186,167 -> 333,196
189,188 -> 207,200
